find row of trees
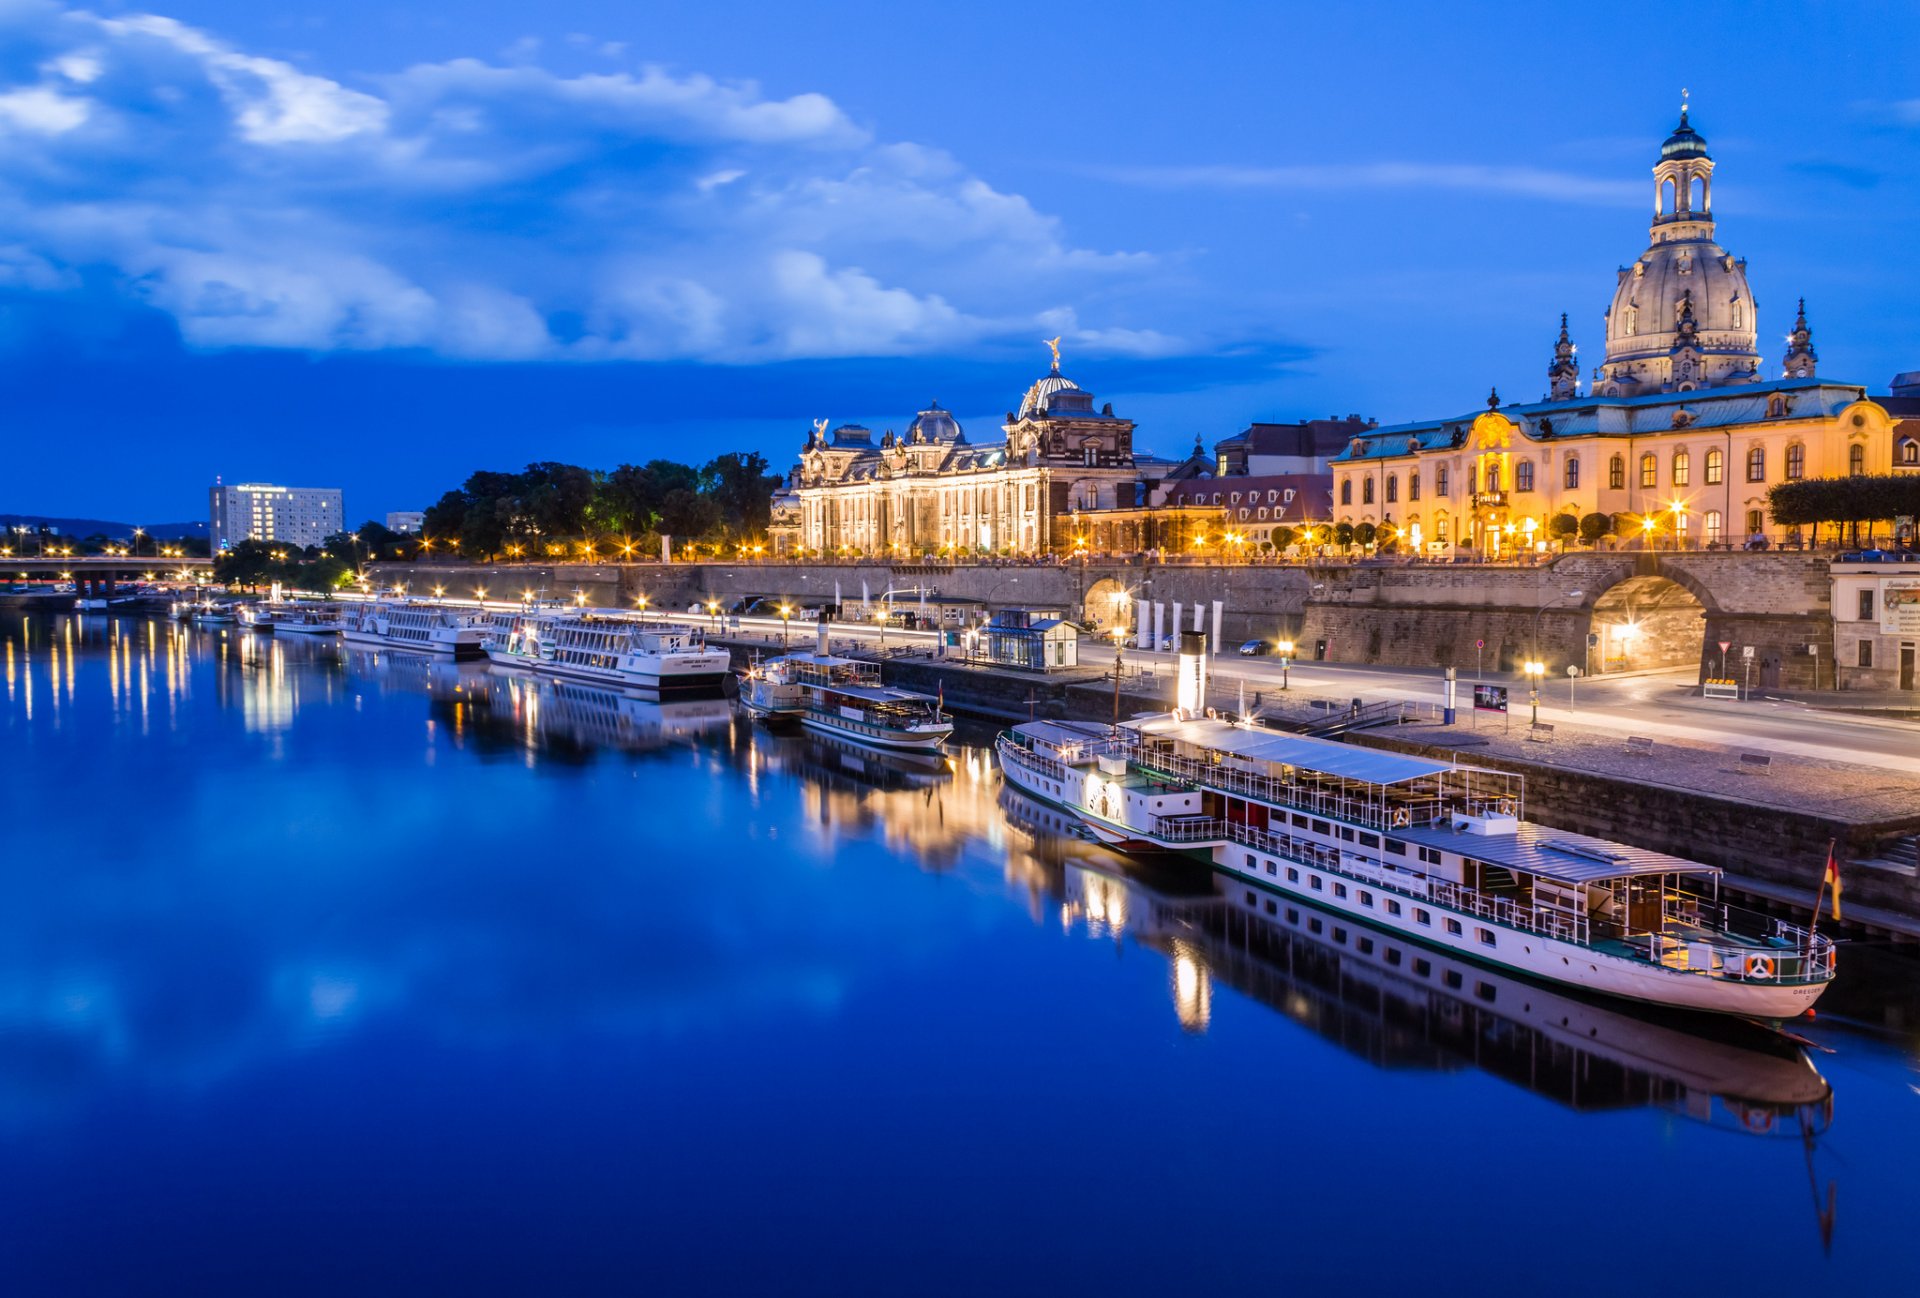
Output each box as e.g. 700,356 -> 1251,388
1768,476 -> 1920,547
211,520 -> 415,591
420,455 -> 782,561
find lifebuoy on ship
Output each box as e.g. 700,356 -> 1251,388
1739,1106 -> 1776,1135
1205,707 -> 1217,719
1496,799 -> 1516,817
1391,809 -> 1411,828
1745,953 -> 1776,979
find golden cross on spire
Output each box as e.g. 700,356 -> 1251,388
1043,336 -> 1062,369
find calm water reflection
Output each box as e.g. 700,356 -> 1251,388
1,613 -> 1917,1295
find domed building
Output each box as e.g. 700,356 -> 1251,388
1595,106 -> 1765,395
783,348 -> 1145,556
1329,106 -> 1904,569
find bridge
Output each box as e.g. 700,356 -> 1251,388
4,554 -> 215,592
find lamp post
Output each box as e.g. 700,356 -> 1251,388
779,603 -> 793,650
1532,588 -> 1583,667
707,599 -> 721,632
1277,638 -> 1295,690
1109,625 -> 1128,733
1524,659 -> 1545,726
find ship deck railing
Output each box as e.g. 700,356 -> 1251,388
1124,744 -> 1453,834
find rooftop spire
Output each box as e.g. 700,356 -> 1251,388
1783,297 -> 1818,379
1547,312 -> 1579,401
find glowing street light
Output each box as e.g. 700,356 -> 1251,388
1277,638 -> 1296,690
779,602 -> 794,649
1523,659 -> 1546,726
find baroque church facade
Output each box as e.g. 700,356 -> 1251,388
1331,107 -> 1913,557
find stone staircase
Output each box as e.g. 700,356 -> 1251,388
1858,834 -> 1920,878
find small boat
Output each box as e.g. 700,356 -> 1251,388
996,713 -> 1835,1019
273,605 -> 344,636
744,650 -> 951,751
237,603 -> 281,631
191,602 -> 238,626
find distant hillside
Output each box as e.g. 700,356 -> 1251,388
0,514 -> 208,541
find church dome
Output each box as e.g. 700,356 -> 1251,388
1597,107 -> 1761,394
906,402 -> 963,443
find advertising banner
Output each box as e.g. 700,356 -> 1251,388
1473,684 -> 1509,713
1882,577 -> 1920,635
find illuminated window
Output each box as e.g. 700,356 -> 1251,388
1746,508 -> 1764,536
1705,448 -> 1724,484
1672,451 -> 1689,486
1901,439 -> 1919,466
1639,453 -> 1657,488
1608,455 -> 1625,489
1705,510 -> 1722,545
1849,444 -> 1865,476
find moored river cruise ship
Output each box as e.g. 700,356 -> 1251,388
481,611 -> 732,691
340,600 -> 488,657
996,715 -> 1835,1020
741,652 -> 952,751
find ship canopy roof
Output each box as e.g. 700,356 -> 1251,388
1395,821 -> 1718,883
1127,716 -> 1455,786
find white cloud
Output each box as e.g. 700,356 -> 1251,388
0,85 -> 89,133
0,4 -> 1162,362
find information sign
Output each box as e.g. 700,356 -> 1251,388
1472,684 -> 1508,713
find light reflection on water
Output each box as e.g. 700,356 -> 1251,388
0,613 -> 1916,1294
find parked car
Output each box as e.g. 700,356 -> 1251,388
1238,639 -> 1272,656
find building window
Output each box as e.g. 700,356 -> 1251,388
1414,908 -> 1431,926
1746,508 -> 1764,537
1902,439 -> 1919,466
1444,918 -> 1463,936
1436,468 -> 1449,496
1340,480 -> 1352,506
1705,509 -> 1722,545
1409,472 -> 1421,501
1436,517 -> 1449,542
1477,928 -> 1497,948
1386,900 -> 1402,917
1385,475 -> 1398,504
1747,447 -> 1766,482
1608,455 -> 1625,489
1362,478 -> 1375,505
1310,876 -> 1323,891
1672,451 -> 1690,486
1785,444 -> 1805,480
1564,457 -> 1579,489
1705,448 -> 1724,485
1849,444 -> 1866,477
1333,883 -> 1348,899
1859,640 -> 1874,669
1515,461 -> 1535,492
1360,891 -> 1374,907
1485,464 -> 1501,493
1859,589 -> 1875,620
1639,453 -> 1657,488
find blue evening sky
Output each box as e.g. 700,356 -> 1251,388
4,0 -> 1917,524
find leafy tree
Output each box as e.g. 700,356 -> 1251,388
702,451 -> 782,535
1579,512 -> 1612,545
1333,522 -> 1355,548
1271,525 -> 1297,550
1354,522 -> 1377,547
1549,513 -> 1579,544
658,488 -> 723,541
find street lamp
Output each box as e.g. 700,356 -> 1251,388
1109,624 -> 1128,732
1532,588 -> 1583,664
1277,638 -> 1296,690
779,602 -> 793,650
707,599 -> 721,631
1523,659 -> 1545,726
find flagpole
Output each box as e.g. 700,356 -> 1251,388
1808,838 -> 1835,948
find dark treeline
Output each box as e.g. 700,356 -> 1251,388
420,454 -> 782,560
213,520 -> 416,591
1769,475 -> 1920,547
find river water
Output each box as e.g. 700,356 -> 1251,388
1,613 -> 1917,1295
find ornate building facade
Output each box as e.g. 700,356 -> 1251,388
1331,109 -> 1908,556
784,350 -> 1145,556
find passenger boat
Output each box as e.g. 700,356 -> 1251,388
997,715 -> 1835,1019
237,603 -> 281,631
340,600 -> 488,657
743,651 -> 951,751
1035,833 -> 1831,1137
273,605 -> 344,636
482,610 -> 731,691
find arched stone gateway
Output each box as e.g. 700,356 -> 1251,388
1584,574 -> 1709,675
1083,576 -> 1132,632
